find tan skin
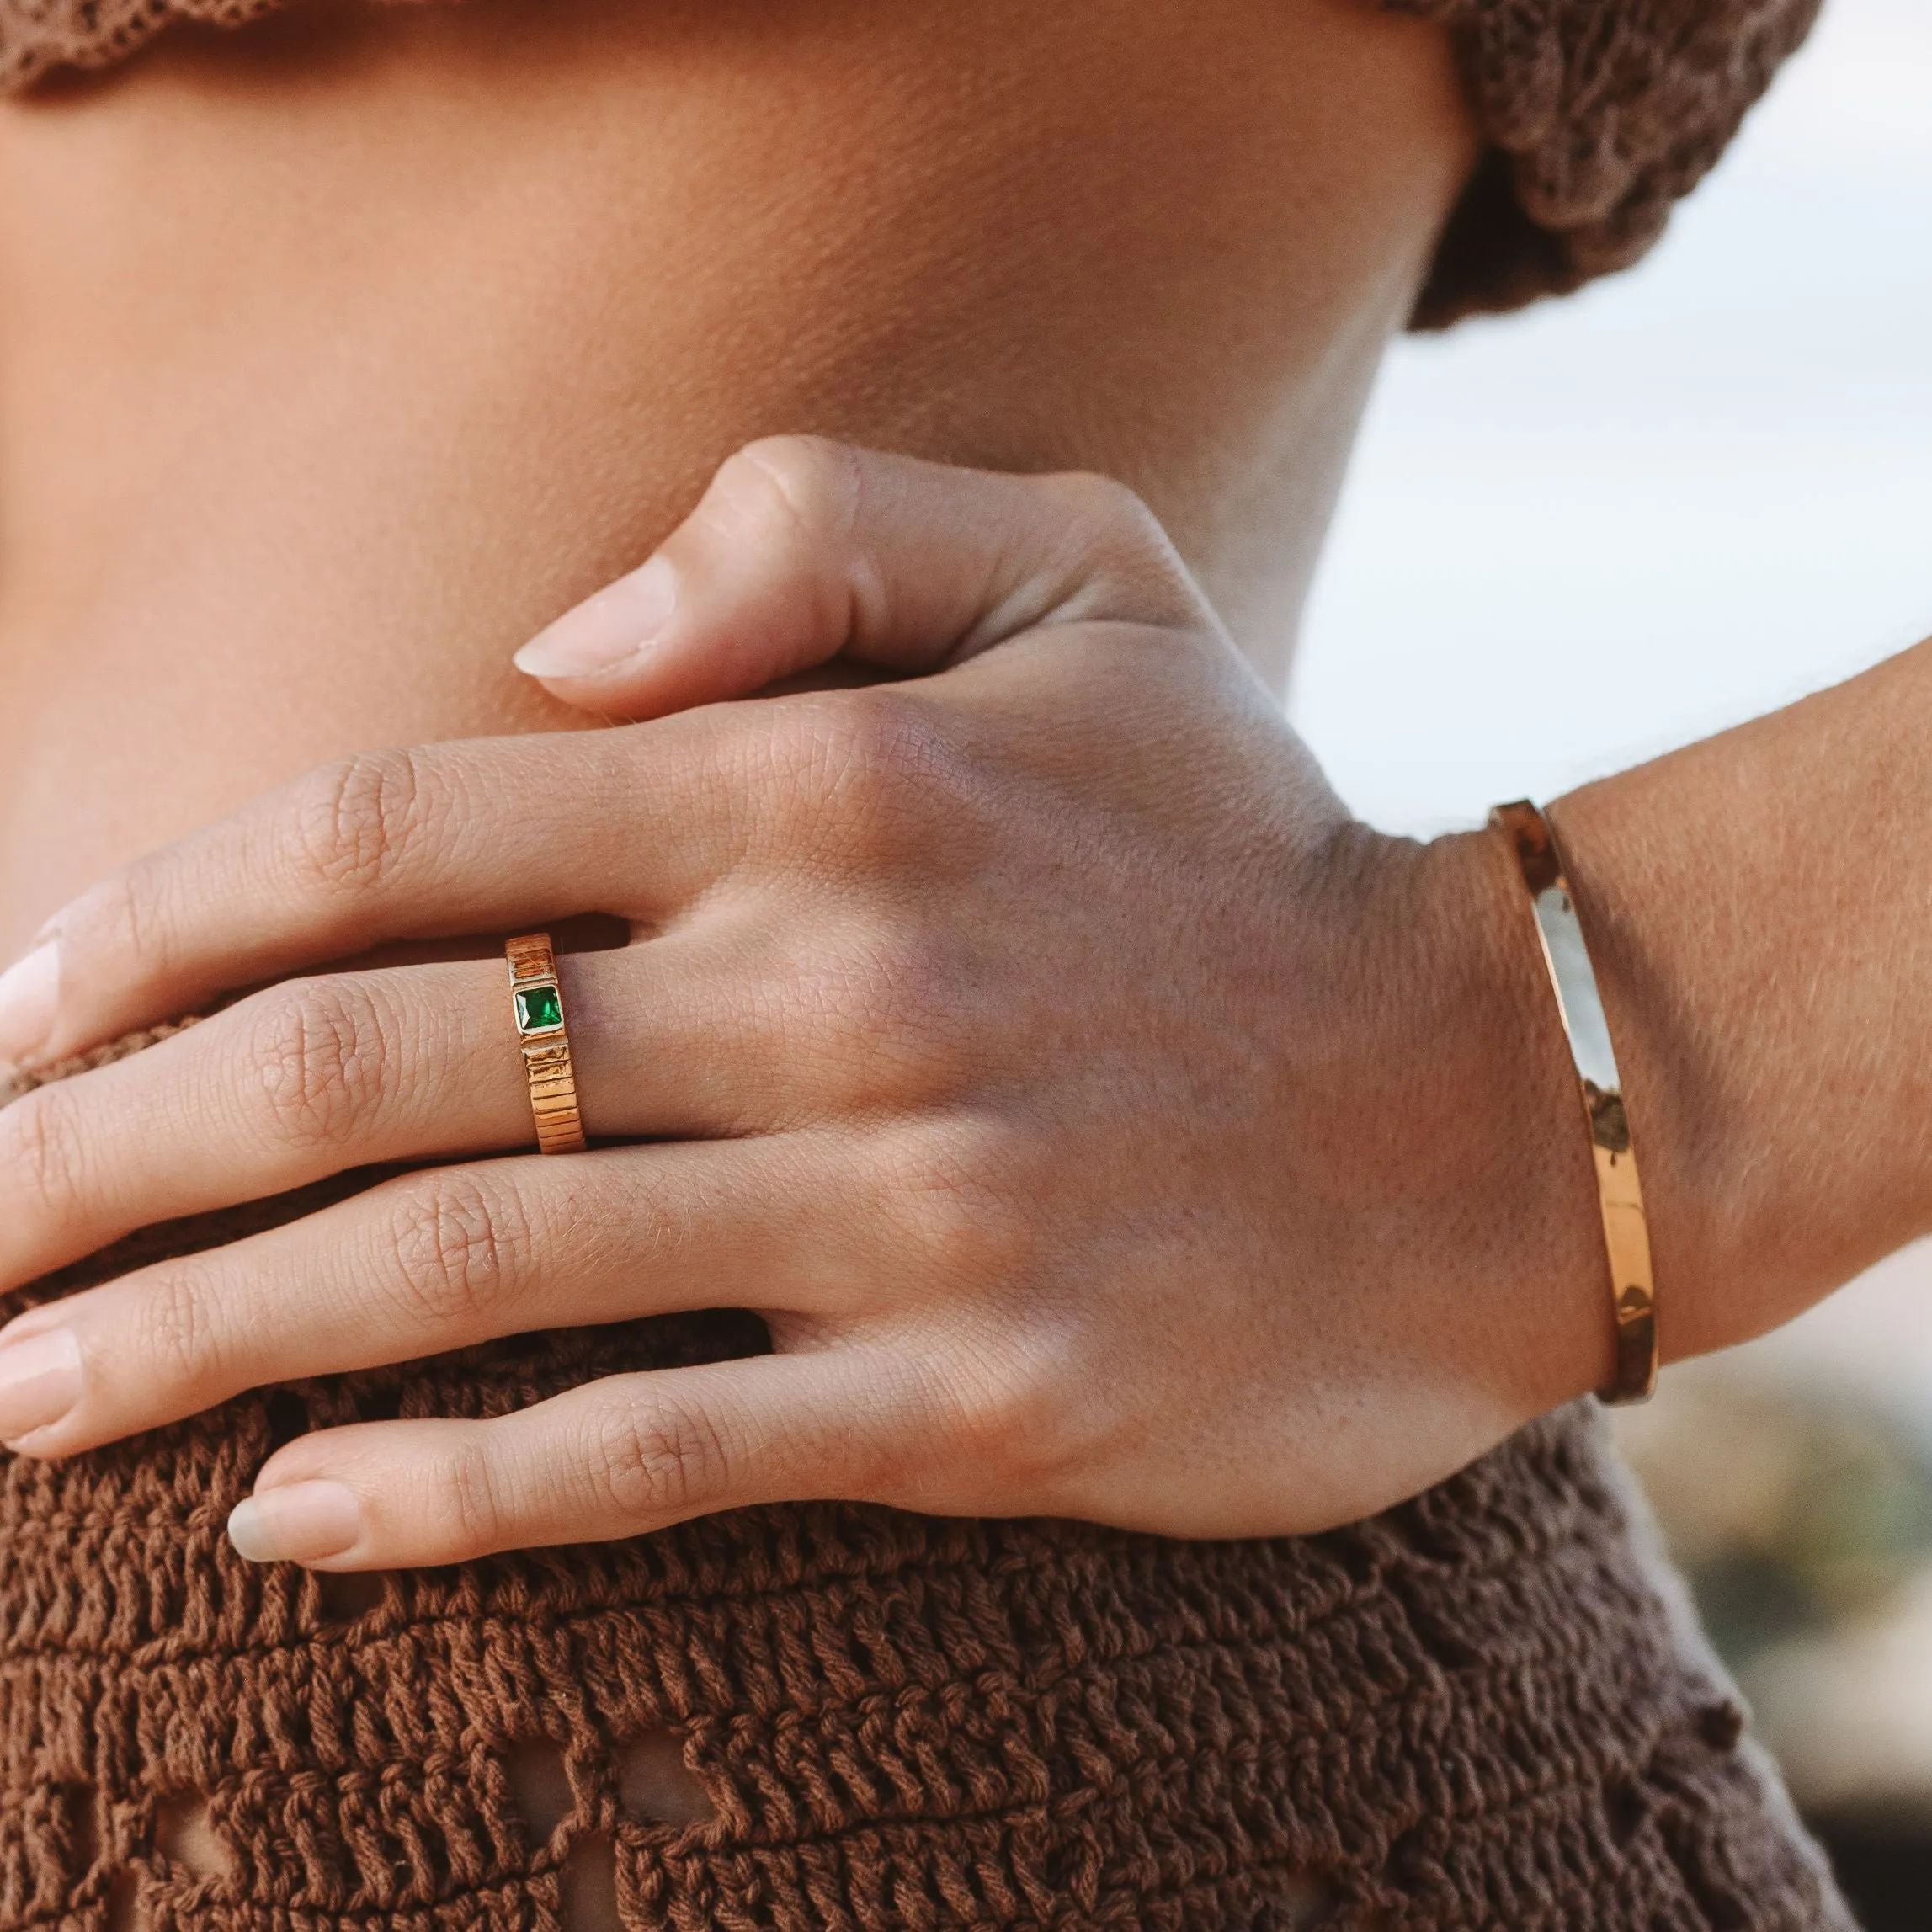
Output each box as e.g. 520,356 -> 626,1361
0,0 -> 1926,1568
0,0 -> 1463,946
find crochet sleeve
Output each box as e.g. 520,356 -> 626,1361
1392,0 -> 1824,325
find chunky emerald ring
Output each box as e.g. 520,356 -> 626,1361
505,933 -> 588,1155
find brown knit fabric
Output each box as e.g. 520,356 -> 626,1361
0,1033 -> 1857,1928
0,0 -> 1825,326
1394,0 -> 1825,326
0,0 -> 289,88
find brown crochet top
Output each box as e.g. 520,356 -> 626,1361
0,1029 -> 1860,1927
0,0 -> 1823,325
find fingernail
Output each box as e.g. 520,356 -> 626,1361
227,1479 -> 364,1563
0,941 -> 59,1073
514,555 -> 678,678
0,1328 -> 83,1443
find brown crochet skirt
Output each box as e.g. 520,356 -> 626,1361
0,1035 -> 1855,1930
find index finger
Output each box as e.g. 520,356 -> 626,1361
0,720 -> 734,1067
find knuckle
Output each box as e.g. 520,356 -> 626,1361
241,980 -> 395,1152
1,1083 -> 89,1224
923,1325 -> 1075,1485
136,1264 -> 224,1388
718,434 -> 860,553
441,1436 -> 507,1554
587,1393 -> 730,1524
1044,469 -> 1163,549
384,1170 -> 534,1332
870,1119 -> 1035,1291
81,857 -> 178,986
282,747 -> 440,900
761,687 -> 959,835
795,923 -> 967,1089
1040,471 -> 1195,615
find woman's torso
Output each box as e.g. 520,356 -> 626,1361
0,0 -> 1476,960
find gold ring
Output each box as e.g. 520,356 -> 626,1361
506,933 -> 588,1155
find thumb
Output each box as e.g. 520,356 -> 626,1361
512,435 -> 1206,720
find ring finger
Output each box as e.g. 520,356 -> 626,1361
0,918 -> 834,1293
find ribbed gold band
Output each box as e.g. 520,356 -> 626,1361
1490,801 -> 1658,1406
505,933 -> 588,1157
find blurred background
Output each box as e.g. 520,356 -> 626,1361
1291,0 -> 1932,1922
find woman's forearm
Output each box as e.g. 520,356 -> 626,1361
1531,636 -> 1932,1362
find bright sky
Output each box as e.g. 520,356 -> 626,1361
1291,0 -> 1932,836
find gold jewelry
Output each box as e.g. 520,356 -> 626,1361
506,933 -> 588,1155
1489,801 -> 1658,1405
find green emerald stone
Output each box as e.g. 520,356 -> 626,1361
515,984 -> 563,1033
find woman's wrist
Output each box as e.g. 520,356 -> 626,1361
1404,824 -> 1626,1414
1419,791 -> 1775,1400
1298,822 -> 1616,1426
1333,633 -> 1932,1422
1538,778 -> 1738,1365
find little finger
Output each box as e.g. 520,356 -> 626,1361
226,1350 -> 929,1568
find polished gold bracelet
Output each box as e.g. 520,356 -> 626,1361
1489,801 -> 1658,1405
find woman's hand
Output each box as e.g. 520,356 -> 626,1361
0,439 -> 1610,1568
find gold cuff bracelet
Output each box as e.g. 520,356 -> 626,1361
506,932 -> 588,1156
1489,801 -> 1658,1405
